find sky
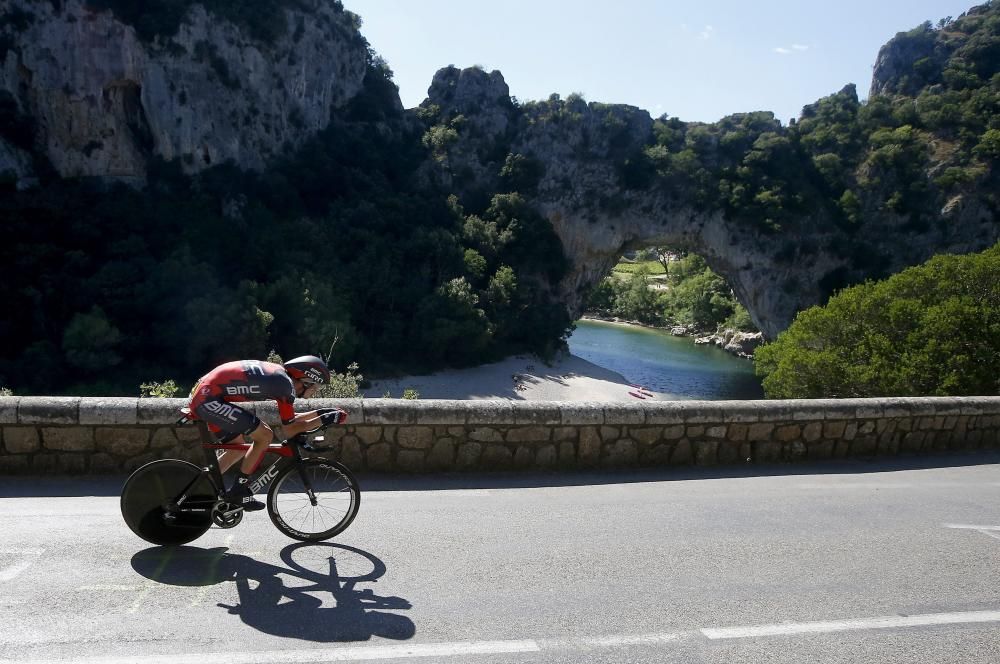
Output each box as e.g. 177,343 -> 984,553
344,0 -> 980,124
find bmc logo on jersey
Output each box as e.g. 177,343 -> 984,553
225,385 -> 262,396
203,401 -> 241,422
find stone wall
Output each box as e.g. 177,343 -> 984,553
1,397 -> 999,476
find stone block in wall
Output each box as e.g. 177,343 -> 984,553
670,440 -> 693,465
790,402 -> 840,422
57,454 -> 87,474
786,441 -> 807,461
466,401 -> 515,426
512,402 -> 561,426
629,427 -> 663,446
341,437 -> 363,469
32,453 -> 60,473
718,440 -> 742,464
507,427 -> 551,443
90,453 -> 119,473
558,441 -> 576,467
663,425 -> 685,440
775,425 -> 801,442
361,400 -> 420,426
397,427 -> 433,450
560,402 -> 605,426
600,426 -> 620,441
823,421 -> 846,439
96,428 -> 150,457
20,398 -> 80,425
513,446 -> 534,469
754,401 -> 801,422
457,442 -> 483,469
705,426 -> 727,439
882,399 -> 913,419
150,428 -> 179,450
727,424 -> 748,442
355,427 -> 382,446
3,427 -> 40,453
808,440 -> 835,460
851,437 -> 877,456
397,450 -> 425,473
645,402 -> 687,425
684,404 -> 725,425
42,428 -> 94,452
553,427 -> 577,443
0,397 -> 19,424
367,443 -> 393,471
137,398 -> 185,425
747,423 -> 775,441
753,441 -> 782,463
482,444 -> 513,470
604,439 -> 638,467
843,423 -> 858,441
427,439 -> 456,470
604,403 -> 645,426
720,403 -> 760,423
535,444 -> 557,468
174,425 -> 203,444
469,427 -> 503,443
0,454 -> 29,474
686,426 -> 704,439
79,399 -> 138,425
579,428 -> 601,466
124,453 -> 157,473
802,422 -> 822,442
643,443 -> 672,465
408,400 -> 469,426
694,440 -> 719,466
878,434 -> 900,456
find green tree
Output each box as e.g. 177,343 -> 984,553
62,307 -> 123,372
755,243 -> 1000,398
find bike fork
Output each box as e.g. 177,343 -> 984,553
292,447 -> 319,507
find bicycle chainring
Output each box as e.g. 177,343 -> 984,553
211,501 -> 244,529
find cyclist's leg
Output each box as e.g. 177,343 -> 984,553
240,422 -> 275,475
194,401 -> 266,510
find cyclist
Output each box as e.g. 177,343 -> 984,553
188,355 -> 347,511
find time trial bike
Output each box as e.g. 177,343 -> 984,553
121,410 -> 360,545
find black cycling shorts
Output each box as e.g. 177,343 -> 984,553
193,399 -> 261,437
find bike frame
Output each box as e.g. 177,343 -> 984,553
168,421 -> 313,513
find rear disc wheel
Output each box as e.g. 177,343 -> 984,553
121,459 -> 217,546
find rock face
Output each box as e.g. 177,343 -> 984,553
0,0 -> 368,184
422,66 -> 998,339
2,3 -> 997,343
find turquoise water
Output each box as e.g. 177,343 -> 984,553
567,319 -> 764,400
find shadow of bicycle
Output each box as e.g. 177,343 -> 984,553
131,542 -> 415,643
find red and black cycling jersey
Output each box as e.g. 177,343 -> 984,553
190,360 -> 297,424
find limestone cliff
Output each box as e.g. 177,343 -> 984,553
2,0 -> 998,347
0,0 -> 367,184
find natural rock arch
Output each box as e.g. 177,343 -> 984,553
422,66 -> 997,339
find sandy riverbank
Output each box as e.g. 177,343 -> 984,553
362,353 -> 660,402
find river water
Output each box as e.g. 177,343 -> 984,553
567,319 -> 764,400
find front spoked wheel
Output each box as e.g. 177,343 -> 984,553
121,459 -> 217,546
267,458 -> 360,541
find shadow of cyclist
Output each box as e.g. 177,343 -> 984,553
131,542 -> 414,643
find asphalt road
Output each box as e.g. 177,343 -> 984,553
2,454 -> 1000,663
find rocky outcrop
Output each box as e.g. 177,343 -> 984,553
422,65 -> 998,339
0,0 -> 368,184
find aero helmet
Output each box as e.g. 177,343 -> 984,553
283,355 -> 330,385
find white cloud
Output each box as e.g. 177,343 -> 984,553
792,44 -> 809,51
774,44 -> 809,55
773,47 -> 792,55
700,25 -> 714,40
